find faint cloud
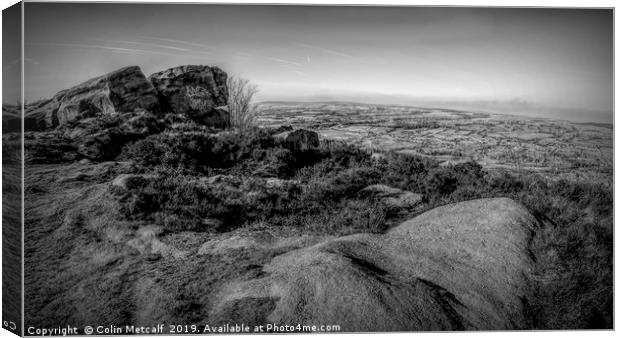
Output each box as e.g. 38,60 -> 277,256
89,38 -> 191,52
296,43 -> 355,59
26,42 -> 176,56
279,63 -> 302,70
265,57 -> 302,67
139,36 -> 215,50
234,52 -> 252,58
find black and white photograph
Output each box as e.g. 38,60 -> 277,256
1,1 -> 615,335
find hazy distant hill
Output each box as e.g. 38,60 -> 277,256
256,101 -> 613,187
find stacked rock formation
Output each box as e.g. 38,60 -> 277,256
23,65 -> 230,130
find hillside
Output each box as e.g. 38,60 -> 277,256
3,65 -> 612,331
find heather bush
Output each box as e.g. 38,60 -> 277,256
120,175 -> 243,232
77,127 -> 136,160
287,199 -> 388,235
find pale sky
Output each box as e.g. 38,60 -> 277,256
13,4 -> 614,122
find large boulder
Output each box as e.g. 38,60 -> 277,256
148,65 -> 229,127
209,198 -> 539,331
25,66 -> 161,129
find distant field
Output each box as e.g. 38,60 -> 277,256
257,102 -> 613,186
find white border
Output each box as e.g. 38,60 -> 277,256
0,1 -> 616,338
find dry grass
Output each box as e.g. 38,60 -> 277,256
3,141 -> 22,329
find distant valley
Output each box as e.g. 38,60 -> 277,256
257,101 -> 613,187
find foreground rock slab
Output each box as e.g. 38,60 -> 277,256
210,198 -> 538,331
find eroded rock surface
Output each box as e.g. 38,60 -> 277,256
210,198 -> 538,331
22,64 -> 231,131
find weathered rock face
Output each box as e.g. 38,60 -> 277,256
274,129 -> 320,151
23,65 -> 230,130
26,66 -> 161,129
148,65 -> 229,127
210,198 -> 539,331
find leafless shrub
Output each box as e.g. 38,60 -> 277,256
227,76 -> 259,129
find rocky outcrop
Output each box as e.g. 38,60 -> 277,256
26,66 -> 161,129
23,65 -> 231,130
274,129 -> 320,151
209,198 -> 538,331
148,65 -> 229,127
